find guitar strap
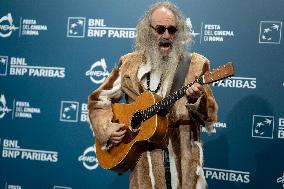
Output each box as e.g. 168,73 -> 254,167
164,52 -> 191,189
169,52 -> 191,94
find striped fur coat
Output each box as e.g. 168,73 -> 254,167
88,51 -> 218,189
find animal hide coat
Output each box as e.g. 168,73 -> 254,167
88,51 -> 218,189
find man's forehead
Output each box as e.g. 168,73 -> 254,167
150,7 -> 176,24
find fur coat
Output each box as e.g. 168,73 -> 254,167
88,51 -> 218,189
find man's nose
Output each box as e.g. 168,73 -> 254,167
162,29 -> 171,39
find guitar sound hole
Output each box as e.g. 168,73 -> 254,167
131,111 -> 143,130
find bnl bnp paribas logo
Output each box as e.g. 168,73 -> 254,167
59,101 -> 88,122
259,21 -> 282,44
0,56 -> 65,78
67,17 -> 136,38
0,56 -> 8,76
252,115 -> 284,139
2,138 -> 58,162
0,13 -> 48,38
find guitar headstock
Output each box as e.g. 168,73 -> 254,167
202,63 -> 234,84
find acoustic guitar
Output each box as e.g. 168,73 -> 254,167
96,63 -> 234,172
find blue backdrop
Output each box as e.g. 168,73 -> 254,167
1,0 -> 284,188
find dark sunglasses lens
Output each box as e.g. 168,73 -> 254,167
156,26 -> 167,34
155,26 -> 177,34
168,26 -> 177,34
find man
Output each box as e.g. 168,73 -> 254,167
88,2 -> 218,189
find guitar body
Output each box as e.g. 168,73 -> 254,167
96,91 -> 169,172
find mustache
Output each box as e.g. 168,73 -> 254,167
158,39 -> 173,46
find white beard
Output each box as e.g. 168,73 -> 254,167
146,44 -> 179,87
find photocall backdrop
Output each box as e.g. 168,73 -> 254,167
0,0 -> 283,188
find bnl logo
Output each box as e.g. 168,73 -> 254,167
252,115 -> 274,139
259,21 -> 282,44
0,56 -> 8,76
67,17 -> 86,38
60,101 -> 79,122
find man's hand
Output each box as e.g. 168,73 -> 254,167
109,125 -> 126,145
185,83 -> 204,99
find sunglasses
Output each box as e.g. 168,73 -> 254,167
150,25 -> 178,35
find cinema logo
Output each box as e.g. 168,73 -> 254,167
4,184 -> 72,189
0,94 -> 12,119
67,17 -> 136,38
212,76 -> 256,89
86,58 -> 110,84
1,138 -> 58,162
59,101 -> 88,123
20,18 -> 48,36
201,121 -> 227,134
277,172 -> 284,188
4,182 -> 23,189
14,100 -> 41,119
0,13 -> 18,38
204,167 -> 250,184
0,13 -> 48,37
0,94 -> 40,119
78,146 -> 99,170
259,21 -> 282,44
0,55 -> 65,78
186,18 -> 200,38
194,22 -> 234,43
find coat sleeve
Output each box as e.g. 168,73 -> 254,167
168,53 -> 218,132
186,84 -> 218,132
87,58 -> 124,149
186,54 -> 218,132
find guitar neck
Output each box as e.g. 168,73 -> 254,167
130,63 -> 233,129
142,77 -> 204,121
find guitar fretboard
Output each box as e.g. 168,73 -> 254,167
141,76 -> 204,121
130,62 -> 233,129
